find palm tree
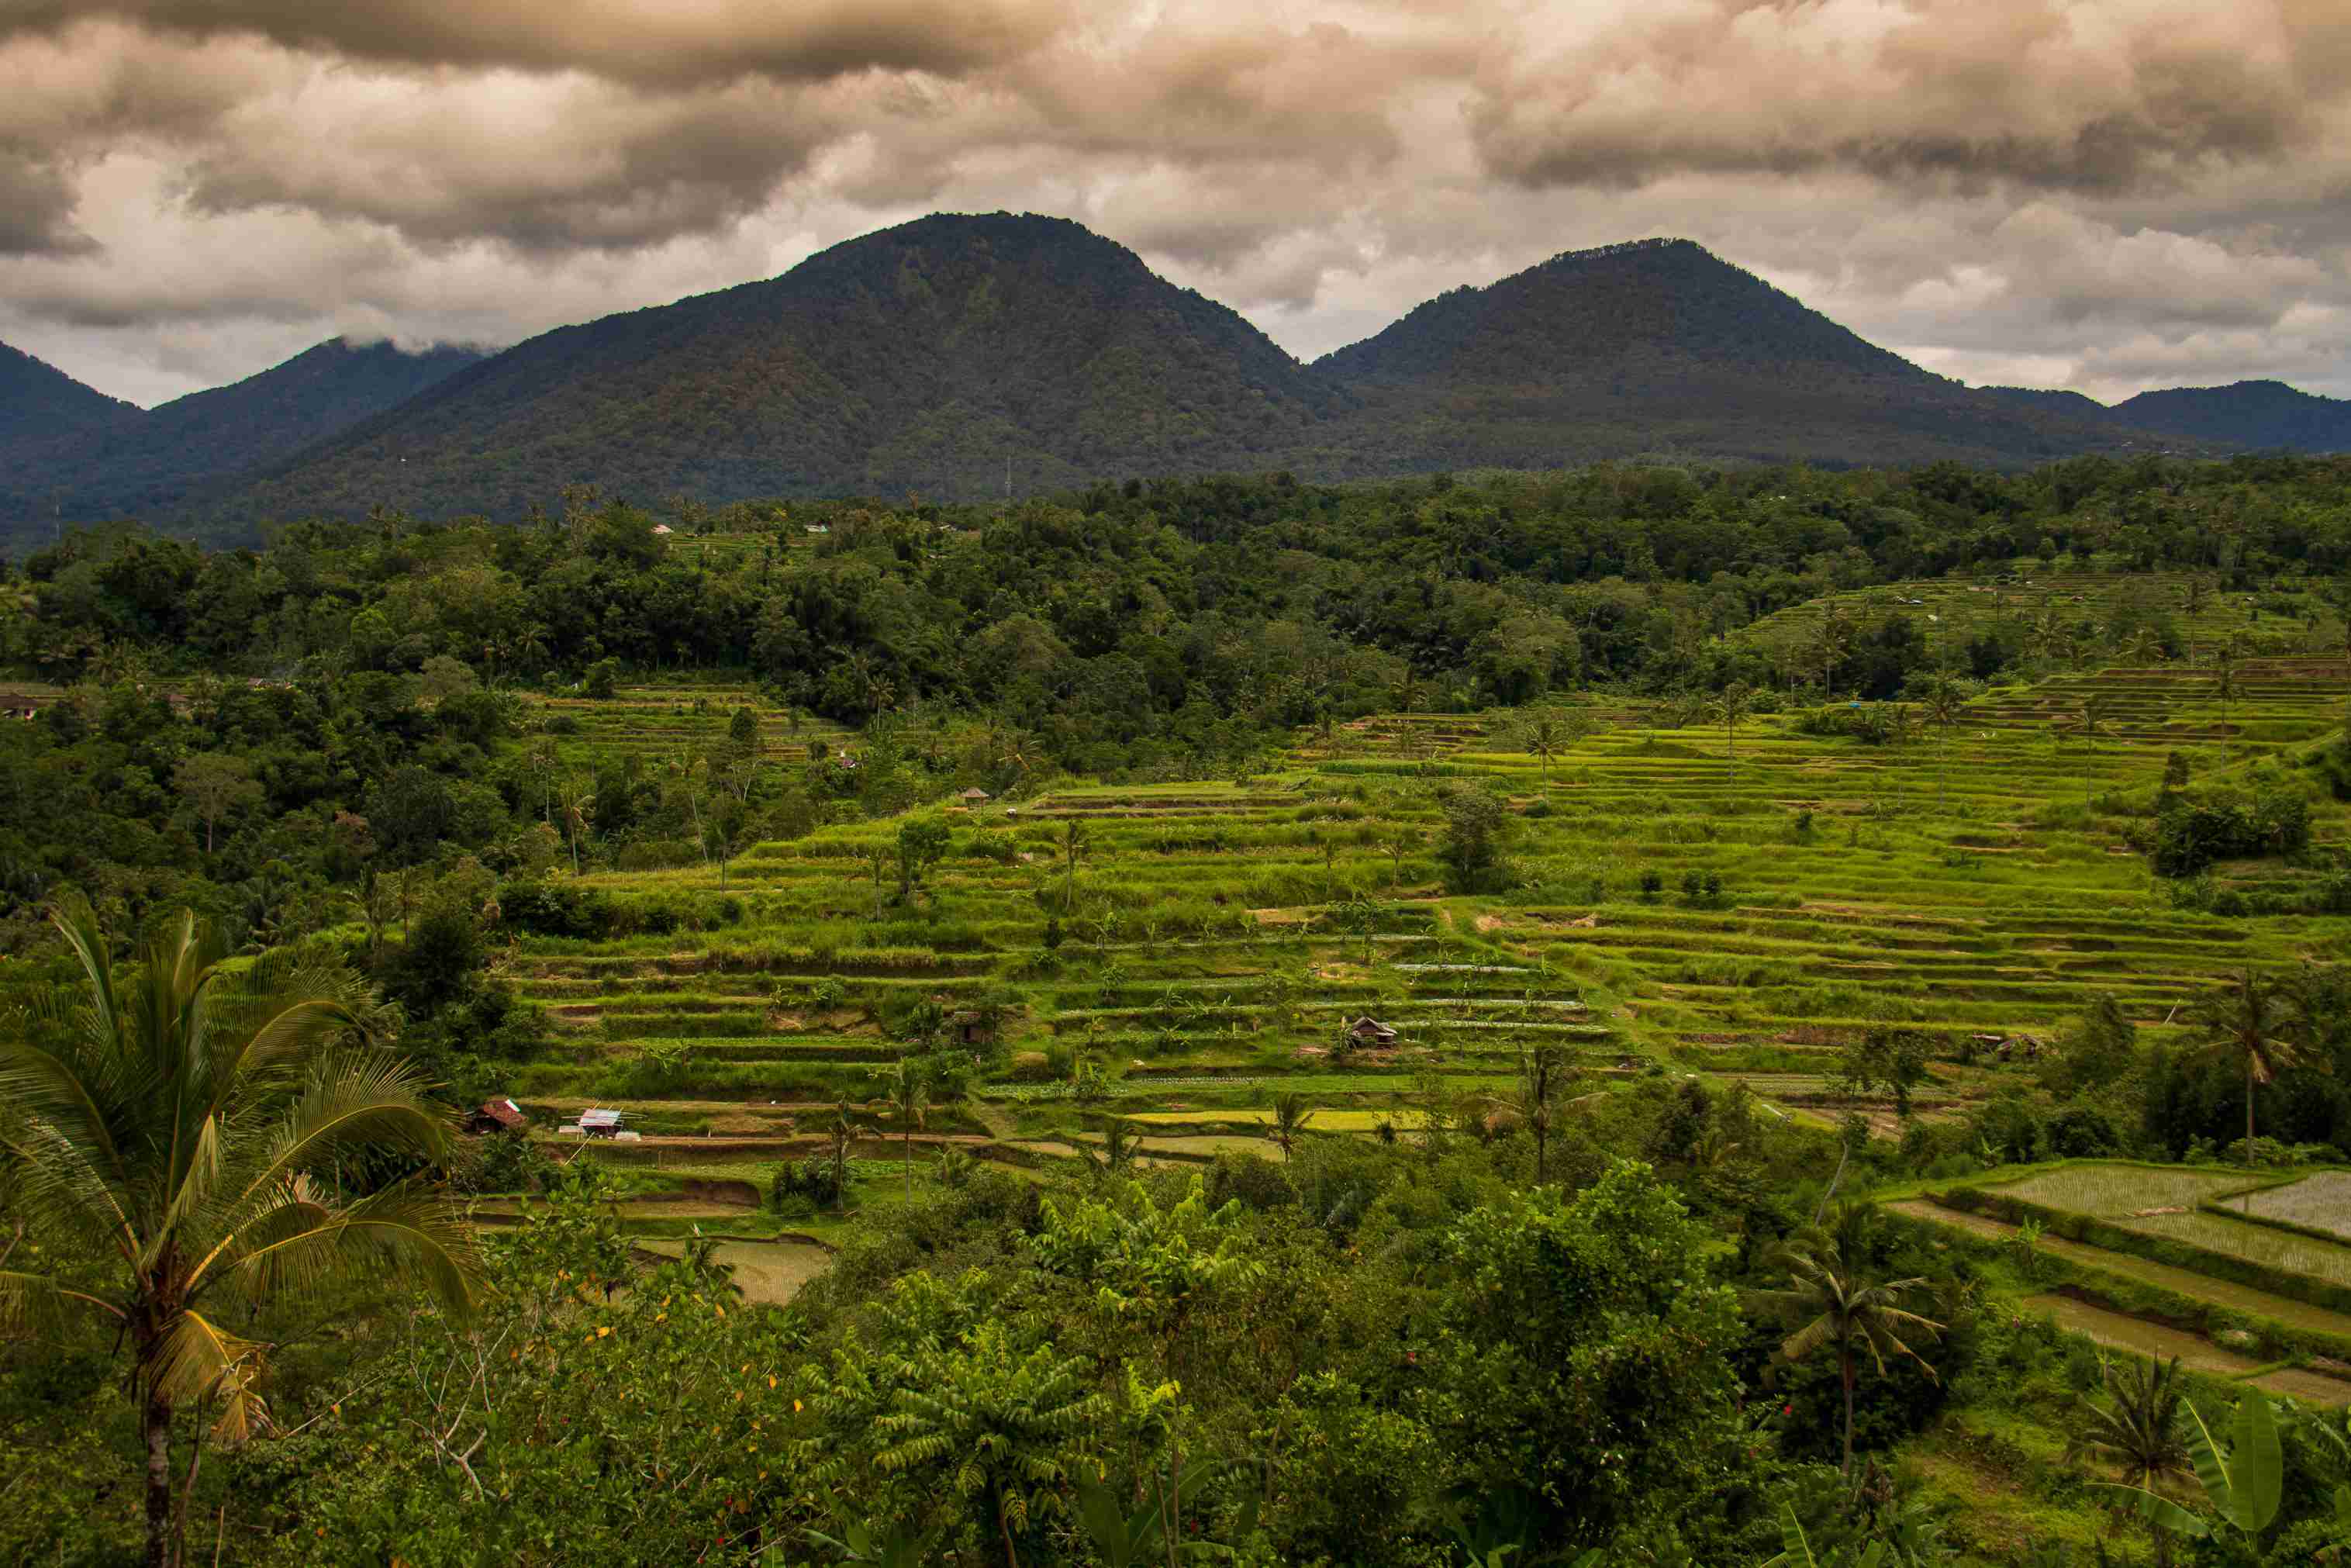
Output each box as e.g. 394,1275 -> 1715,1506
872,1055 -> 929,1203
2187,969 -> 2311,1197
2063,694 -> 2113,806
1268,1092 -> 1317,1160
825,1098 -> 856,1214
1710,682 -> 1755,780
1381,827 -> 1422,889
2211,659 -> 2242,757
1811,615 -> 1853,699
560,784 -> 593,875
1745,1236 -> 1942,1476
1393,668 -> 1424,714
859,841 -> 893,920
1057,819 -> 1089,913
1920,679 -> 1965,809
2064,1354 -> 2194,1567
2026,608 -> 2082,671
1074,1114 -> 1143,1179
0,900 -> 475,1568
1510,1041 -> 1574,1184
525,742 -> 558,824
1522,709 -> 1565,782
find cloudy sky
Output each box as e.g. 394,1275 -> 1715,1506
1,0 -> 2345,407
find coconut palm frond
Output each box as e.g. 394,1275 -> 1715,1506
149,1307 -> 272,1441
0,1114 -> 135,1249
231,1052 -> 454,1206
0,1267 -> 88,1336
218,1182 -> 478,1317
0,1036 -> 136,1213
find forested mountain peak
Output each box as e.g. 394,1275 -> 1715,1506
0,333 -> 486,527
2110,378 -> 2351,453
1977,385 -> 2120,420
1315,235 -> 1934,387
206,211 -> 1349,523
0,339 -> 141,447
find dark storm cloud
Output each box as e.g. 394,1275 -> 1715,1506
1465,0 -> 2348,196
174,74 -> 848,251
0,0 -> 1075,86
0,148 -> 87,252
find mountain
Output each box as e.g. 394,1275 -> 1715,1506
209,213 -> 1350,523
2108,380 -> 2351,453
1307,238 -> 2170,471
17,218 -> 2308,535
0,337 -> 485,530
0,341 -> 140,448
1977,386 -> 2122,423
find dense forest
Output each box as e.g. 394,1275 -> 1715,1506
4,452 -> 2351,1565
6,452 -> 2349,940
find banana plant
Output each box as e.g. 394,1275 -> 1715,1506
799,1520 -> 935,1566
1073,1456 -> 1258,1565
2101,1387 -> 2282,1545
1765,1503 -> 1886,1568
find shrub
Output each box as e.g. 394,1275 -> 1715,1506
770,1155 -> 851,1217
2149,780 -> 2313,876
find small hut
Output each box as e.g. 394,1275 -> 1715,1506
465,1097 -> 528,1135
576,1108 -> 624,1139
0,689 -> 43,721
651,523 -> 675,537
959,787 -> 991,804
1345,1017 -> 1399,1046
948,1008 -> 998,1046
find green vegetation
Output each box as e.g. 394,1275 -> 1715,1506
3,454 -> 2350,1563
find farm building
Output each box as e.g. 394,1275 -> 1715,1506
651,523 -> 675,536
948,1008 -> 998,1046
959,787 -> 991,803
0,690 -> 41,720
1345,1017 -> 1399,1045
576,1108 -> 625,1138
466,1098 -> 527,1135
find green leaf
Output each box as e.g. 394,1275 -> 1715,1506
1074,1478 -> 1138,1567
2227,1387 -> 2282,1533
1763,1502 -> 1818,1568
2086,1482 -> 2211,1539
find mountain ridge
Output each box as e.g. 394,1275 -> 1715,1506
213,212 -> 1348,523
0,341 -> 142,451
0,337 -> 486,528
3,215 -> 2340,541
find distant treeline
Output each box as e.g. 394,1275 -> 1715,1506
9,453 -> 2347,717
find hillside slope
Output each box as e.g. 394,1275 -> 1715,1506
0,340 -> 140,450
0,338 -> 485,530
210,213 -> 1350,523
2111,380 -> 2351,453
1308,239 -> 2180,472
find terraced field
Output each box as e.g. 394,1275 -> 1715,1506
523,682 -> 856,770
483,592 -> 2347,1184
1737,568 -> 2341,667
1893,1161 -> 2351,1416
2242,1170 -> 2351,1240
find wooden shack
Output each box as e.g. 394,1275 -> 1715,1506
465,1097 -> 527,1135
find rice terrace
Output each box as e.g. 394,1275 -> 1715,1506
5,458 -> 2351,1566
